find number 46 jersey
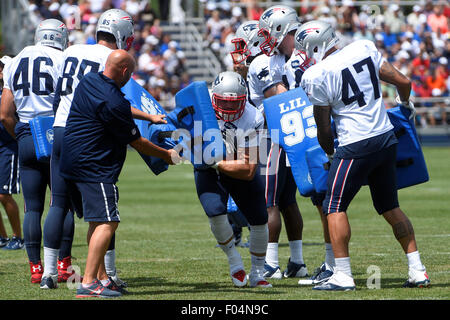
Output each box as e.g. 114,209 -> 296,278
2,45 -> 64,123
53,44 -> 112,127
300,39 -> 393,147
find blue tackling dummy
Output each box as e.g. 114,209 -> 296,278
168,81 -> 225,169
263,86 -> 318,197
121,78 -> 178,175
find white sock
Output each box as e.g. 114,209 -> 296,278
265,242 -> 279,268
219,240 -> 243,274
289,240 -> 304,264
43,247 -> 59,276
104,249 -> 116,276
335,257 -> 352,277
251,254 -> 266,275
406,251 -> 424,270
325,243 -> 335,267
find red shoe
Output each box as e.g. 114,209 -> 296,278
58,256 -> 83,283
29,261 -> 43,284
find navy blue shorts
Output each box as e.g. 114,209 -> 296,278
323,144 -> 399,215
0,142 -> 20,194
68,182 -> 120,223
264,143 -> 297,210
194,168 -> 268,226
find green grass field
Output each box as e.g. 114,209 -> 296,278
0,147 -> 449,300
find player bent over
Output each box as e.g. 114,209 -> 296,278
298,20 -> 430,290
194,71 -> 271,288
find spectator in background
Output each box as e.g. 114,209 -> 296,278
384,4 -> 405,34
427,3 -> 448,34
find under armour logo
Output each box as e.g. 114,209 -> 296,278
58,261 -> 64,269
32,265 -> 42,273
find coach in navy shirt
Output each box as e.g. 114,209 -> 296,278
60,50 -> 178,298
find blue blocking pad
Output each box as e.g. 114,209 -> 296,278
305,145 -> 331,194
387,106 -> 429,189
263,87 -> 318,197
29,116 -> 54,163
169,81 -> 225,169
121,78 -> 175,175
304,106 -> 428,194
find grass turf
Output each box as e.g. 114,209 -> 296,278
0,146 -> 448,300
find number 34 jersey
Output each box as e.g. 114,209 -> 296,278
2,45 -> 64,123
54,44 -> 113,127
300,39 -> 393,147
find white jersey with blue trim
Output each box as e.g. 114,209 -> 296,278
301,39 -> 393,147
54,44 -> 113,127
2,45 -> 64,123
218,102 -> 264,149
267,53 -> 288,89
284,50 -> 315,90
247,54 -> 271,112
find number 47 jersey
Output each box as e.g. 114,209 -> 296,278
300,39 -> 393,147
53,44 -> 113,127
2,45 -> 64,123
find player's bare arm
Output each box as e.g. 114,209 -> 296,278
263,82 -> 287,98
217,146 -> 258,181
0,88 -> 17,139
379,61 -> 411,102
313,105 -> 334,155
130,136 -> 179,165
130,106 -> 167,124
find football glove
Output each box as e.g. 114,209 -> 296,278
396,96 -> 416,120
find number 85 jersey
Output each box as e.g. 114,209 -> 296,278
53,44 -> 112,127
300,39 -> 393,147
2,45 -> 64,123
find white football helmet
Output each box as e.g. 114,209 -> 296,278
258,5 -> 301,56
34,19 -> 69,51
212,71 -> 247,122
96,9 -> 134,50
230,20 -> 265,65
294,20 -> 339,63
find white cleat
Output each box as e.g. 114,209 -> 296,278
249,272 -> 273,288
312,270 -> 356,291
231,269 -> 247,287
403,267 -> 430,288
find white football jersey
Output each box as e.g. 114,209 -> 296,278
247,54 -> 271,112
54,44 -> 112,127
267,53 -> 288,90
301,39 -> 393,146
3,45 -> 64,123
218,102 -> 264,150
284,50 -> 315,90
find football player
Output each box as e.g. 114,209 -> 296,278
0,56 -> 22,251
257,5 -> 331,281
41,8 -> 165,290
298,20 -> 429,290
0,19 -> 68,284
195,71 -> 271,288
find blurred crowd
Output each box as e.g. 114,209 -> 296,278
203,0 -> 450,127
27,0 -> 190,110
23,0 -> 450,126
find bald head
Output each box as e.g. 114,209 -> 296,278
104,49 -> 136,87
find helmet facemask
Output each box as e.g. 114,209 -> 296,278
212,94 -> 246,122
258,28 -> 279,56
294,50 -> 316,71
230,38 -> 251,65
